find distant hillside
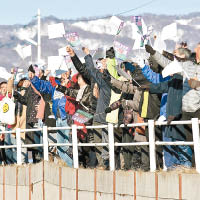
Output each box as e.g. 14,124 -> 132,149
0,12 -> 200,73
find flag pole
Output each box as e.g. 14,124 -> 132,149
37,9 -> 41,64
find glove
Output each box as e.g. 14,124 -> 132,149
105,100 -> 122,113
167,115 -> 175,125
106,47 -> 115,59
105,107 -> 112,113
145,45 -> 156,55
188,79 -> 200,89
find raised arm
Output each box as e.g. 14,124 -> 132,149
31,76 -> 54,95
149,81 -> 169,94
67,46 -> 91,85
56,84 -> 78,98
142,65 -> 170,83
84,54 -> 106,87
110,78 -> 137,94
145,45 -> 171,68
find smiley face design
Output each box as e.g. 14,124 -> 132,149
3,103 -> 9,113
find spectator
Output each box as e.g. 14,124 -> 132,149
0,70 -> 17,164
145,44 -> 196,167
30,68 -> 73,167
13,65 -> 45,163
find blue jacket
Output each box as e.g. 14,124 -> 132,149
142,65 -> 170,118
31,76 -> 67,120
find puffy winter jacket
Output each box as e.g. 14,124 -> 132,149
142,65 -> 170,117
31,76 -> 67,120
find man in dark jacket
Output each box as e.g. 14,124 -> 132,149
142,73 -> 192,168
82,47 -> 112,169
67,46 -> 122,169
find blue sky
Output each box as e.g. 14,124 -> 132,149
0,0 -> 199,25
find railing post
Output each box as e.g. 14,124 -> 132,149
72,125 -> 79,169
108,123 -> 115,171
148,120 -> 156,172
16,128 -> 22,165
43,126 -> 49,161
192,118 -> 200,173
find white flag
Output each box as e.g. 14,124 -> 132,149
14,44 -> 24,59
48,23 -> 65,39
153,35 -> 167,54
161,23 -> 177,41
0,67 -> 12,80
162,59 -> 182,78
141,19 -> 148,35
131,23 -> 141,40
109,16 -> 124,35
22,45 -> 32,59
48,56 -> 67,73
133,34 -> 144,50
14,44 -> 31,59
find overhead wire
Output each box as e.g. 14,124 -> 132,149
67,0 -> 158,22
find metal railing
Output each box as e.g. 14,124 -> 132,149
0,118 -> 200,173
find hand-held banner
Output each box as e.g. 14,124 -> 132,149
113,41 -> 129,61
65,32 -> 81,47
72,109 -> 93,124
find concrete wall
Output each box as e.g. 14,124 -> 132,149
0,161 -> 199,200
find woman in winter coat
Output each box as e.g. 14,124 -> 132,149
56,73 -> 96,167
13,66 -> 45,163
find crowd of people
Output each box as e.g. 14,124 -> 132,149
0,41 -> 200,171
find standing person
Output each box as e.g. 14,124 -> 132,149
13,65 -> 45,163
145,45 -> 196,167
138,57 -> 178,169
0,81 -> 10,164
0,69 -> 18,164
9,77 -> 29,163
30,68 -> 73,167
82,47 -> 121,169
56,73 -> 94,167
66,46 -> 98,168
